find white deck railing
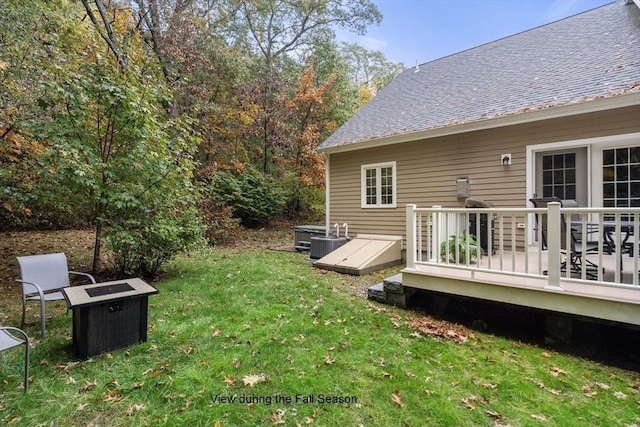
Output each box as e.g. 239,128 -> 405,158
405,203 -> 640,290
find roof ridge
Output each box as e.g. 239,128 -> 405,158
413,1 -> 617,69
320,1 -> 639,150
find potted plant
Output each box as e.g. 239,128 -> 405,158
440,232 -> 483,263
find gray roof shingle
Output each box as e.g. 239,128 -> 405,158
319,1 -> 640,150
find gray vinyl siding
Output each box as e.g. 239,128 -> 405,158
327,106 -> 640,240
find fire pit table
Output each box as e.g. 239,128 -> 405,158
62,278 -> 158,359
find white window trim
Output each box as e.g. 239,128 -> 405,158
361,161 -> 397,208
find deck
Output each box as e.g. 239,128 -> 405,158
402,204 -> 640,326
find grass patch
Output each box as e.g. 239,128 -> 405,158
1,243 -> 639,426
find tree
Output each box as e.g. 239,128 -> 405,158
339,42 -> 405,104
238,0 -> 382,64
281,58 -> 337,216
234,0 -> 382,172
0,0 -> 64,228
30,0 -> 202,275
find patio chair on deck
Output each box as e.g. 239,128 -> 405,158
529,196 -> 560,249
0,326 -> 30,391
560,199 -> 601,279
530,197 -> 601,278
16,253 -> 96,337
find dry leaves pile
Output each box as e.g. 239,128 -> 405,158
406,314 -> 473,343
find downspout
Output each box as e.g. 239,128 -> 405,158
324,152 -> 330,237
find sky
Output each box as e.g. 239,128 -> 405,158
342,0 -> 615,67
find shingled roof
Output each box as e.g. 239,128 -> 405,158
318,1 -> 640,151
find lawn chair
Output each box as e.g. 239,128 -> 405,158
0,326 -> 30,391
16,253 -> 96,337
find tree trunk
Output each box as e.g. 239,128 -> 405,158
92,221 -> 103,275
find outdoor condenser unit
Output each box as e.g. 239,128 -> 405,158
310,236 -> 348,260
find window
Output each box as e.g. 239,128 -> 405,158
361,162 -> 396,208
541,152 -> 576,200
603,146 -> 640,209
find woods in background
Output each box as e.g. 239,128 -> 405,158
0,0 -> 403,276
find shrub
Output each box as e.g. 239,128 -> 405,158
281,172 -> 325,222
210,168 -> 284,228
106,205 -> 204,278
197,196 -> 241,245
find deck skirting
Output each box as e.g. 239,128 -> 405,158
402,269 -> 640,326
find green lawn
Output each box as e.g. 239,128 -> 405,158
1,243 -> 639,426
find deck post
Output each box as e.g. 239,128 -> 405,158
546,202 -> 563,290
406,204 -> 416,268
431,206 -> 442,262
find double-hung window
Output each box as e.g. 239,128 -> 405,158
361,161 -> 396,208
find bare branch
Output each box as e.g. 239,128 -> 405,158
80,0 -> 129,70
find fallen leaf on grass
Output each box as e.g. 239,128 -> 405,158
582,384 -> 597,397
485,410 -> 502,420
530,414 -> 548,421
549,367 -> 567,377
390,317 -> 402,329
77,403 -> 88,411
103,388 -> 123,403
55,361 -> 80,372
613,391 -> 628,399
126,404 -> 145,416
404,370 -> 417,379
391,390 -> 405,407
382,372 -> 394,379
243,374 -> 268,387
270,409 -> 285,424
79,379 -> 98,393
461,395 -> 478,410
536,380 -> 562,396
224,376 -> 237,385
546,387 -> 562,396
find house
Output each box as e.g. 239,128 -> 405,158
316,1 -> 640,330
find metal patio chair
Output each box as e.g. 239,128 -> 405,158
16,253 -> 96,337
0,326 -> 30,391
560,199 -> 601,279
529,196 -> 561,250
531,197 -> 600,278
